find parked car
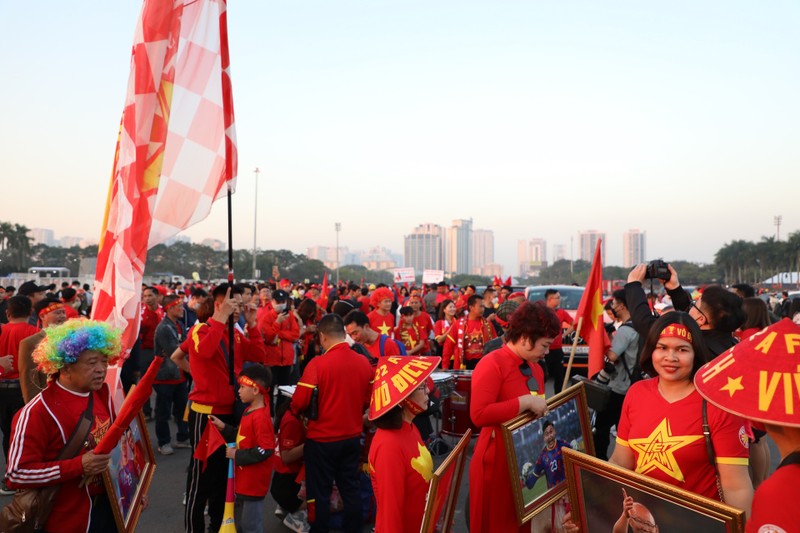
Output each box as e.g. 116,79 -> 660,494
525,285 -> 591,375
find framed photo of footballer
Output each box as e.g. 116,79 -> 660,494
562,448 -> 745,533
102,412 -> 157,532
501,382 -> 594,525
420,429 -> 472,533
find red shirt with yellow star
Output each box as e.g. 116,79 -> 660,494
368,310 -> 395,337
369,421 -> 432,533
232,405 -> 275,498
394,323 -> 421,354
616,378 -> 749,500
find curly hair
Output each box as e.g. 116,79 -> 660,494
33,320 -> 122,375
505,301 -> 560,344
370,287 -> 394,308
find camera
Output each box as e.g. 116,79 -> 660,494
644,259 -> 670,281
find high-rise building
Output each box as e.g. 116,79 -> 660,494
553,244 -> 566,262
404,223 -> 444,272
447,219 -> 472,275
623,229 -> 646,268
471,229 -> 494,274
578,230 -> 606,263
28,228 -> 55,246
517,238 -> 547,277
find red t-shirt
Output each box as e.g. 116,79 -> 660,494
369,422 -> 433,533
358,296 -> 371,314
274,410 -> 305,475
394,324 -> 422,354
368,310 -> 395,338
290,341 -> 373,442
616,379 -> 749,500
413,312 -> 433,354
234,405 -> 275,498
441,317 -> 495,369
0,321 -> 39,379
139,304 -> 164,349
549,308 -> 573,350
746,463 -> 800,533
362,334 -> 401,361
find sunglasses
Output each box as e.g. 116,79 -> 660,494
519,363 -> 540,394
690,301 -> 708,323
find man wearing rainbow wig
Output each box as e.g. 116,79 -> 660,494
5,320 -> 121,532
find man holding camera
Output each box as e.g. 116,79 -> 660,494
259,289 -> 300,412
592,290 -> 640,460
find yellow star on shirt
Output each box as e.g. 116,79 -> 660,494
720,376 -> 745,398
410,442 -> 433,482
628,418 -> 703,482
378,323 -> 392,336
236,430 -> 246,448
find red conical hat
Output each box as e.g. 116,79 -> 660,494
694,319 -> 800,427
369,356 -> 440,421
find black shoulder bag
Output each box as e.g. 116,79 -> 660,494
702,399 -> 726,502
0,394 -> 94,533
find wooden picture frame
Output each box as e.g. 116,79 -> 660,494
501,382 -> 594,525
102,411 -> 157,532
562,448 -> 745,532
420,429 -> 472,533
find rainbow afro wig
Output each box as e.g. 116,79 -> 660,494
33,320 -> 122,375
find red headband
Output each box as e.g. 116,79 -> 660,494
659,324 -> 693,343
238,375 -> 267,397
163,299 -> 182,312
38,302 -> 64,318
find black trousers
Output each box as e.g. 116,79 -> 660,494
546,349 -> 567,394
0,385 -> 24,463
271,471 -> 303,513
305,437 -> 362,533
593,390 -> 626,461
185,409 -> 235,533
270,364 -> 295,414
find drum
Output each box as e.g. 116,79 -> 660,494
441,370 -> 478,437
431,372 -> 455,399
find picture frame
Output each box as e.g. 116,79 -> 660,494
501,382 -> 594,525
420,428 -> 472,533
562,448 -> 745,532
102,411 -> 157,532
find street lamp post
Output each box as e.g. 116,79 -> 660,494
774,215 -> 782,241
335,222 -> 341,285
252,167 -> 260,279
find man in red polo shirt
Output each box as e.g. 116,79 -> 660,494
544,289 -> 574,394
291,314 -> 373,533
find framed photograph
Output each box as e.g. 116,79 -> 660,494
102,411 -> 157,532
420,429 -> 472,533
501,382 -> 594,525
562,448 -> 745,533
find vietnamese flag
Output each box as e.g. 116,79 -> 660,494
574,238 -> 610,378
318,271 -> 329,310
193,419 -> 225,472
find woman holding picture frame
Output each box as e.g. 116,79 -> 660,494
609,312 -> 753,516
469,301 -> 560,533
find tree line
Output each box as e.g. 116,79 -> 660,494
2,219 -> 797,287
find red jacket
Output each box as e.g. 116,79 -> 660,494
139,304 -> 164,349
258,307 -> 300,367
7,381 -> 115,533
186,319 -> 266,414
291,341 -> 373,442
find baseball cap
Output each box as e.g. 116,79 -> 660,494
18,281 -> 53,296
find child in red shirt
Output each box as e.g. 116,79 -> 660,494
210,365 -> 275,533
394,306 -> 425,355
271,403 -> 310,531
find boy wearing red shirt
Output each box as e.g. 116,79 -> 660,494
395,306 -> 424,355
367,287 -> 395,337
408,296 -> 433,355
211,364 -> 275,533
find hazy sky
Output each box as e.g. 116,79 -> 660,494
2,1 -> 798,276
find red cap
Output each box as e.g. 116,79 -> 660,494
369,356 -> 440,420
694,319 -> 800,428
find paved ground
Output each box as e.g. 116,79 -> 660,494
1,377 -> 782,532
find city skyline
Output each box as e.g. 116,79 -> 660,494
3,2 -> 798,277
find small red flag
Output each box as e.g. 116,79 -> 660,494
504,276 -> 512,286
193,419 -> 225,472
574,239 -> 611,378
318,272 -> 329,310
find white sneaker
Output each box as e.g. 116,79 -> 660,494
274,505 -> 286,518
158,443 -> 174,455
173,440 -> 191,449
283,510 -> 310,533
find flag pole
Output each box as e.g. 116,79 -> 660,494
562,316 -> 583,392
227,184 -> 235,386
